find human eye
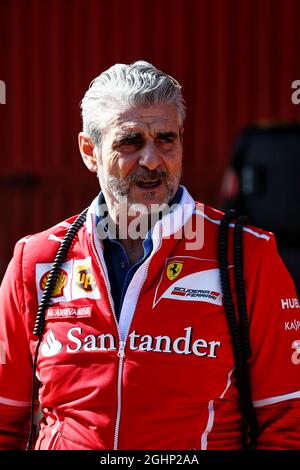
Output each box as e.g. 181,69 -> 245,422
156,132 -> 177,144
116,132 -> 144,150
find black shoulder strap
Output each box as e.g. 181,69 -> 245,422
218,209 -> 259,449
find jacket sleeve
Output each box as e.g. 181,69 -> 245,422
246,233 -> 300,449
0,240 -> 33,449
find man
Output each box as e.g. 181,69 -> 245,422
0,61 -> 299,450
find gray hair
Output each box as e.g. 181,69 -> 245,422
80,60 -> 186,148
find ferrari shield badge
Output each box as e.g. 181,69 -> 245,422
166,261 -> 183,280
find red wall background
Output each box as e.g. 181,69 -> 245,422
0,0 -> 299,277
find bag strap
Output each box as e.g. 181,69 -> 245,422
218,209 -> 259,449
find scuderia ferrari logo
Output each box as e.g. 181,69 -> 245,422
166,261 -> 183,280
154,258 -> 223,308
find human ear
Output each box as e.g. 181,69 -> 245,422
78,132 -> 98,173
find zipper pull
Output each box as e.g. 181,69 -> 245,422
118,340 -> 126,358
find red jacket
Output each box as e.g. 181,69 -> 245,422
0,187 -> 299,450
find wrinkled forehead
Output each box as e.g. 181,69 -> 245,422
103,103 -> 181,136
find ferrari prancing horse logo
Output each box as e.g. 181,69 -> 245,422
166,261 -> 183,280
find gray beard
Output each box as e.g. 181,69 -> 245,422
99,168 -> 182,206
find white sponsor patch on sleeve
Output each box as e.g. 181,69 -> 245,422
71,258 -> 101,300
36,257 -> 100,304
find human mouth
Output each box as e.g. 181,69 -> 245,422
136,179 -> 162,189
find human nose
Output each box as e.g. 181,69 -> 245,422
137,140 -> 161,170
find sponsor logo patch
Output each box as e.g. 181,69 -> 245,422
46,306 -> 92,320
291,340 -> 300,365
40,326 -> 222,359
281,298 -> 300,310
75,265 -> 97,292
40,269 -> 68,298
171,287 -> 221,301
41,329 -> 63,357
166,261 -> 183,280
36,257 -> 101,304
153,257 -> 223,307
285,320 -> 300,332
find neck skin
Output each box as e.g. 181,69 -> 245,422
107,207 -> 149,266
118,236 -> 144,266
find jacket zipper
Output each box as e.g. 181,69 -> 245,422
112,254 -> 158,449
89,217 -> 123,450
114,340 -> 126,449
112,226 -> 162,448
90,214 -> 162,449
